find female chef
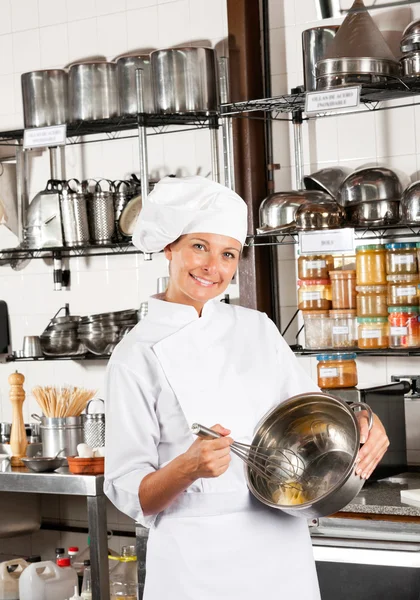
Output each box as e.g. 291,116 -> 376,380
104,175 -> 388,600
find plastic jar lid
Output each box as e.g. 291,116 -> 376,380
301,310 -> 330,317
388,306 -> 420,313
329,270 -> 356,279
297,279 -> 331,286
329,309 -> 357,316
356,244 -> 385,252
57,558 -> 71,567
385,242 -> 417,250
316,352 -> 357,361
357,317 -> 388,323
355,285 -> 387,293
68,547 -> 79,554
386,274 -> 419,283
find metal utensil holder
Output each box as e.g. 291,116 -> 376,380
83,398 -> 105,448
60,178 -> 90,247
86,179 -> 115,245
113,180 -> 131,241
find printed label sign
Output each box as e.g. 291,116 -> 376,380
319,368 -> 338,378
305,86 -> 360,114
299,228 -> 355,255
24,124 -> 67,149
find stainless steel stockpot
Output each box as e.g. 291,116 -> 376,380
151,47 -> 217,114
302,26 -> 339,92
21,69 -> 68,128
69,61 -> 119,121
401,52 -> 420,77
245,392 -> 373,519
35,415 -> 84,458
116,54 -> 155,114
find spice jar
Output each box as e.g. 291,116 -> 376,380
302,310 -> 331,349
386,243 -> 418,275
330,309 -> 357,349
357,317 -> 389,349
329,270 -> 356,309
316,353 -> 358,389
298,255 -> 334,280
356,244 -> 386,285
297,279 -> 332,310
387,274 -> 419,306
388,306 -> 420,349
355,285 -> 388,317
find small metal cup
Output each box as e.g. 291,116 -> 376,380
22,336 -> 43,358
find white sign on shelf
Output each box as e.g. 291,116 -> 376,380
305,86 -> 361,115
23,124 -> 67,149
299,228 -> 355,255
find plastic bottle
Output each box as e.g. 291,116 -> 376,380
0,558 -> 28,600
67,586 -> 81,600
80,561 -> 92,600
109,546 -> 137,600
19,560 -> 78,600
67,548 -> 79,569
55,548 -> 65,564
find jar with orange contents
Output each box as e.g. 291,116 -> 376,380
357,317 -> 389,349
356,245 -> 386,285
316,353 -> 358,389
388,306 -> 420,349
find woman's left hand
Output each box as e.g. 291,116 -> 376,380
355,411 -> 389,480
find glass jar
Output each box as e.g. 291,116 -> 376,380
316,353 -> 358,389
387,274 -> 419,306
388,306 -> 420,349
386,242 -> 418,275
298,254 -> 334,280
355,285 -> 388,317
356,244 -> 387,285
329,270 -> 356,309
297,279 -> 332,310
302,310 -> 331,349
330,309 -> 357,349
357,317 -> 389,349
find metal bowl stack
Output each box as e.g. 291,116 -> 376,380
400,20 -> 420,77
40,315 -> 85,357
78,309 -> 138,356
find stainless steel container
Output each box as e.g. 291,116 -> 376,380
316,57 -> 401,90
302,26 -> 339,92
245,392 -> 373,519
346,199 -> 401,226
83,399 -> 105,448
151,47 -> 217,114
40,416 -> 83,458
86,179 -> 115,245
21,69 -> 68,128
69,61 -> 119,122
400,52 -> 420,77
60,179 -> 90,247
116,54 -> 155,114
401,181 -> 420,224
0,422 -> 11,444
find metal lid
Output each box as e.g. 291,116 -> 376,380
385,242 -> 417,250
316,352 -> 357,361
388,306 -> 420,313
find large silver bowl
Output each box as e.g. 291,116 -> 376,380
246,392 -> 372,519
303,167 -> 351,200
337,167 -> 402,207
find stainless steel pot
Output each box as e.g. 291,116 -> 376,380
116,54 -> 155,114
337,167 -> 402,207
21,69 -> 68,128
245,392 -> 373,519
38,416 -> 84,458
69,61 -> 119,121
302,26 -> 339,92
295,194 -> 345,230
346,199 -> 401,226
316,57 -> 401,90
257,191 -> 312,234
151,47 -> 217,114
401,181 -> 420,224
400,52 -> 420,77
304,167 -> 351,200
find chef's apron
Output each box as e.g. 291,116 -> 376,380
145,313 -> 321,600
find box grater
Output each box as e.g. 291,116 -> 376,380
83,398 -> 105,448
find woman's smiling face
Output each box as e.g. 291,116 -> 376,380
163,233 -> 242,313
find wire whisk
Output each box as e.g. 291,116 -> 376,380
191,423 -> 306,488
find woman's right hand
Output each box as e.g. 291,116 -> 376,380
182,424 -> 233,480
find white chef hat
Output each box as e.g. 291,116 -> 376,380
132,176 -> 248,253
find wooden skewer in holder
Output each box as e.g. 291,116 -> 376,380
9,371 -> 27,467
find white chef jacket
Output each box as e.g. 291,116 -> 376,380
104,295 -> 321,600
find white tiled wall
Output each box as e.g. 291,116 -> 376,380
269,1 -> 420,455
0,0 -> 231,553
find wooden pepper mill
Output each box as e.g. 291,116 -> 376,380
9,371 -> 27,467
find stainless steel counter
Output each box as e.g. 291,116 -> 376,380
0,466 -> 109,600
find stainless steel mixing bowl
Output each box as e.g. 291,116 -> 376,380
245,392 -> 373,519
337,167 -> 402,207
257,191 -> 310,234
303,167 -> 351,200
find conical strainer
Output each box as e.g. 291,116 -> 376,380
316,0 -> 400,90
